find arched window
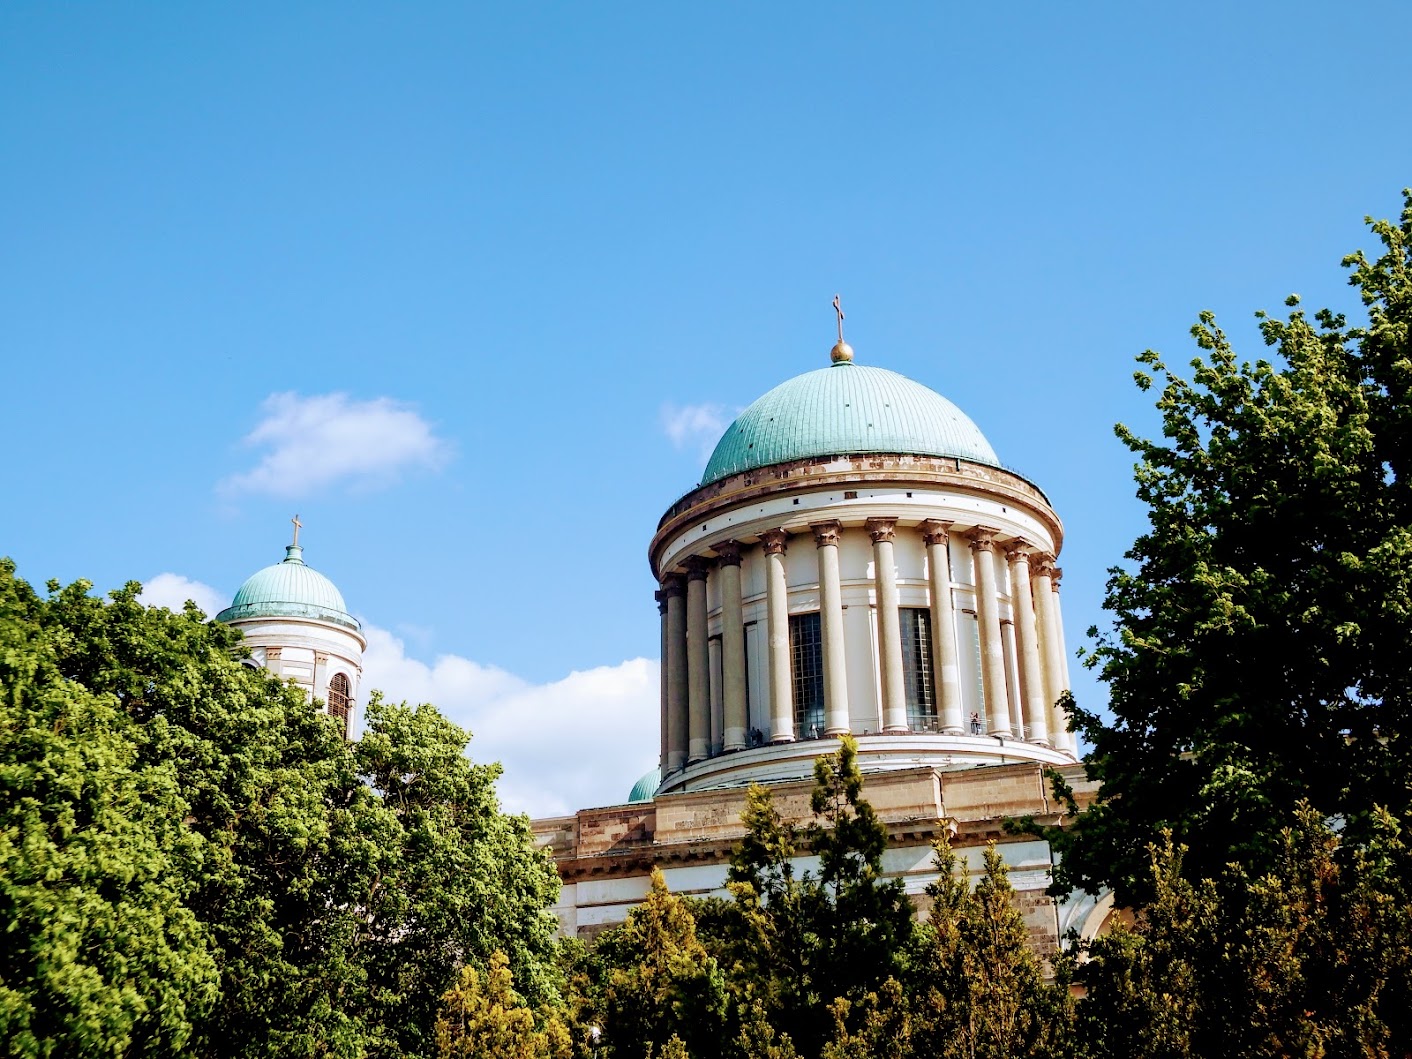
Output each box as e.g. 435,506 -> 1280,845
327,672 -> 352,737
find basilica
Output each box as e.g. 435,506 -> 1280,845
211,314 -> 1112,951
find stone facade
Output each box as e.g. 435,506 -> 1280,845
532,759 -> 1106,946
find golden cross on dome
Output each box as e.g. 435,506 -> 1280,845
833,294 -> 845,343
291,514 -> 302,547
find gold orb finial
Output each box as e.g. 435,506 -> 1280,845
830,294 -> 854,364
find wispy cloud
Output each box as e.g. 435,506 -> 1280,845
139,573 -> 227,617
220,392 -> 451,498
361,624 -> 660,817
660,401 -> 732,465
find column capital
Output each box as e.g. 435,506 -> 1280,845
685,555 -> 712,582
660,574 -> 687,599
810,520 -> 844,548
1031,552 -> 1057,577
919,519 -> 954,546
711,540 -> 743,566
265,647 -> 282,659
760,528 -> 789,555
865,516 -> 898,543
1004,538 -> 1036,563
315,652 -> 329,664
966,526 -> 1001,552
1052,566 -> 1064,590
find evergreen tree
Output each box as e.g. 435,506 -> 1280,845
434,951 -> 572,1059
593,869 -> 727,1059
911,835 -> 1072,1059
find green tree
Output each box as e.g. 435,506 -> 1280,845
805,736 -> 914,1015
1076,808 -> 1412,1059
0,562 -> 219,1058
911,835 -> 1072,1059
715,737 -> 916,1058
434,951 -> 571,1059
1059,192 -> 1412,899
593,869 -> 727,1059
0,561 -> 566,1057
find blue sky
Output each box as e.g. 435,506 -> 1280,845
4,3 -> 1410,814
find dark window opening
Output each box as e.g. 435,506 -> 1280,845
790,612 -> 825,737
901,608 -> 937,730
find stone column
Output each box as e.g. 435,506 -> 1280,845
1000,619 -> 1025,738
761,529 -> 794,743
656,590 -> 669,771
1005,542 -> 1049,746
686,556 -> 711,764
662,576 -> 688,773
1031,554 -> 1070,753
867,517 -> 908,734
968,528 -> 1012,737
713,540 -> 748,752
921,520 -> 964,734
1050,566 -> 1075,754
811,520 -> 850,737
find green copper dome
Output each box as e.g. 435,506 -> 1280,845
628,767 -> 661,803
701,362 -> 1000,486
216,545 -> 360,631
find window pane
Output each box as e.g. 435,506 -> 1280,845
789,612 -> 824,738
901,608 -> 937,730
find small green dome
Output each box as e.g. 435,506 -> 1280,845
701,362 -> 1000,486
216,545 -> 360,631
628,767 -> 661,803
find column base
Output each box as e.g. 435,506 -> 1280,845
881,724 -> 908,735
770,734 -> 795,744
666,752 -> 687,773
688,740 -> 709,763
723,728 -> 747,752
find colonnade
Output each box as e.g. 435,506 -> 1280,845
655,519 -> 1075,778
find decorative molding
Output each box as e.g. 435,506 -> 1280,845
760,528 -> 789,555
265,647 -> 282,660
865,516 -> 898,544
1004,539 -> 1035,564
919,519 -> 954,546
711,540 -> 743,566
810,520 -> 844,548
966,526 -> 1000,551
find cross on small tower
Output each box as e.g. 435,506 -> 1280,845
833,294 -> 845,343
291,514 -> 302,547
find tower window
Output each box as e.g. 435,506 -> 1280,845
789,612 -> 825,737
327,671 -> 353,738
901,608 -> 937,730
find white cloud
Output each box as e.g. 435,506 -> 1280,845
361,624 -> 660,818
220,392 -> 451,497
660,401 -> 732,464
139,573 -> 227,617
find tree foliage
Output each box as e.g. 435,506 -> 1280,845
0,560 -> 562,1058
1075,808 -> 1412,1059
1059,191 -> 1412,899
